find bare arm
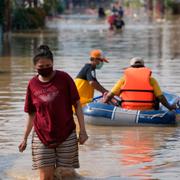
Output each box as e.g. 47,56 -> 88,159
157,95 -> 176,110
90,80 -> 108,94
18,113 -> 34,152
102,92 -> 114,103
74,100 -> 88,144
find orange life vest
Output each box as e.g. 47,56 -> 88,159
120,67 -> 155,110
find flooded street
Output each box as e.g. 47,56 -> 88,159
0,15 -> 180,179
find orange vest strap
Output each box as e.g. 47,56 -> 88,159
121,100 -> 155,103
120,89 -> 154,92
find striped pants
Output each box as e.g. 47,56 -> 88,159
32,130 -> 79,170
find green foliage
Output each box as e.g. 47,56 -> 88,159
57,3 -> 64,14
43,0 -> 52,15
165,0 -> 174,9
43,0 -> 64,15
124,0 -> 143,8
12,7 -> 46,30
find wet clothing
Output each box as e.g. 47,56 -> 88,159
75,63 -> 97,106
32,130 -> 79,170
111,67 -> 163,110
113,18 -> 125,29
108,15 -> 125,30
108,15 -> 117,30
24,70 -> 79,147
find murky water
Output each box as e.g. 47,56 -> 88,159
0,14 -> 180,180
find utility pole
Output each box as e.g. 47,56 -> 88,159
4,0 -> 11,33
0,0 -> 4,40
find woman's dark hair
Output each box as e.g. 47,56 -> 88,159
33,45 -> 53,65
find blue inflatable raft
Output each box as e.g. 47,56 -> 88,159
83,92 -> 180,126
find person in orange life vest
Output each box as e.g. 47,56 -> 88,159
75,49 -> 109,107
103,57 -> 176,110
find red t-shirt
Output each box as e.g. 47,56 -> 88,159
24,70 -> 80,147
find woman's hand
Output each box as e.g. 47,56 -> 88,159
18,139 -> 27,152
78,131 -> 88,145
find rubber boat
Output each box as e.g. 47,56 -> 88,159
83,92 -> 180,126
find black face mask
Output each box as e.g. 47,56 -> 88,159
37,66 -> 53,77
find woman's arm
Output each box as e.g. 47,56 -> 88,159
74,100 -> 88,144
18,113 -> 34,152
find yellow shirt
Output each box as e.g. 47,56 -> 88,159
111,76 -> 162,97
75,78 -> 94,106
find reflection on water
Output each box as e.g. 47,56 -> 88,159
0,15 -> 180,179
78,126 -> 180,179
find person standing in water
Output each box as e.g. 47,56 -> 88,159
18,45 -> 88,180
98,6 -> 106,18
75,49 -> 109,107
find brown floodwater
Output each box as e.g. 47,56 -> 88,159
0,14 -> 180,180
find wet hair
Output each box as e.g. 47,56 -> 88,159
33,45 -> 53,65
